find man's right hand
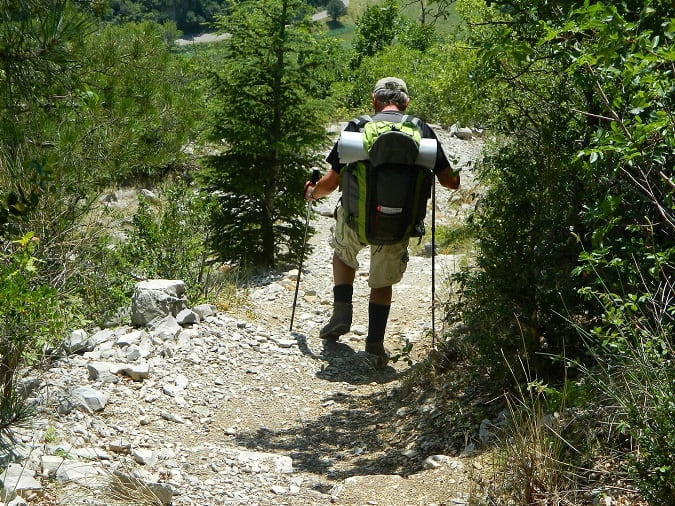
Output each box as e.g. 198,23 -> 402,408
304,181 -> 317,201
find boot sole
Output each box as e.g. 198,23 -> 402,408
319,323 -> 350,341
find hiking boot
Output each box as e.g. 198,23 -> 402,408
319,302 -> 352,341
365,341 -> 390,369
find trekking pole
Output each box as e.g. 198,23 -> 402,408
290,168 -> 321,332
431,175 -> 436,348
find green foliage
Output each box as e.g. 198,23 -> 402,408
3,18 -> 201,322
343,39 -> 480,125
0,0 -> 92,114
433,223 -> 473,255
630,379 -> 675,503
201,0 -> 333,269
401,0 -> 457,26
452,139 -> 587,379
558,2 -> 675,330
327,0 -> 347,21
436,0 -> 673,500
0,233 -> 63,425
350,0 -> 402,68
445,0 -> 673,380
0,157 -> 52,238
44,426 -> 58,443
71,21 -> 200,185
101,0 -> 228,34
571,277 -> 674,503
86,180 -> 213,320
124,182 -> 211,291
397,17 -> 438,51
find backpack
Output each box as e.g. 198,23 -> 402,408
338,114 -> 435,245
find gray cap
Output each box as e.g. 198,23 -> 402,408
373,77 -> 408,94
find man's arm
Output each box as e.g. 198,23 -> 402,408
436,166 -> 460,189
305,169 -> 340,201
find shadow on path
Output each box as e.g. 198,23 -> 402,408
233,386 -> 425,481
293,332 -> 403,385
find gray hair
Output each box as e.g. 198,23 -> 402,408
373,88 -> 409,109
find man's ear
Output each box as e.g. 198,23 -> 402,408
401,97 -> 410,111
371,94 -> 377,109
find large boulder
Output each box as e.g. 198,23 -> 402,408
130,280 -> 187,327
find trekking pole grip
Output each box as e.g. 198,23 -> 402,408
310,169 -> 320,185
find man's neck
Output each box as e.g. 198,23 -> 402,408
378,105 -> 403,112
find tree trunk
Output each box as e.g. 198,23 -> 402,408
262,0 -> 290,269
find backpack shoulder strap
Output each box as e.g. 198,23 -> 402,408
402,115 -> 424,130
352,115 -> 372,129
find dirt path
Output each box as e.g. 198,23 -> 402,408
18,130 -> 484,506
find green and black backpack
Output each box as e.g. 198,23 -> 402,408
338,114 -> 435,245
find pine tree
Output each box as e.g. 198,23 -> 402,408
202,0 -> 334,269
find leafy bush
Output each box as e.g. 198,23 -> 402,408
441,0 -> 673,373
71,21 -> 200,185
83,179 -> 214,321
449,134 -> 587,380
0,234 -> 64,439
439,1 -> 674,501
573,265 -> 674,502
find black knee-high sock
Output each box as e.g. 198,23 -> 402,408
367,302 -> 390,343
334,284 -> 353,304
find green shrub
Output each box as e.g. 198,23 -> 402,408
0,233 -> 63,440
83,179 -> 214,322
575,275 -> 675,503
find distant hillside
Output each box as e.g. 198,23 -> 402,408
100,0 -> 336,34
322,0 -> 462,45
99,0 -> 228,33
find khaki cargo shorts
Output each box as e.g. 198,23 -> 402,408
330,207 -> 409,289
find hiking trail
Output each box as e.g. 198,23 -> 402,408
12,126 -> 485,505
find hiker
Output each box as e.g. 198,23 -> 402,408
304,77 -> 460,368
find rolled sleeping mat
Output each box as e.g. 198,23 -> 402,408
415,138 -> 438,170
337,131 -> 438,170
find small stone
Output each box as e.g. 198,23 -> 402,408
132,448 -> 157,466
422,455 -> 451,470
55,461 -> 103,486
351,325 -> 367,336
193,304 -> 216,319
63,329 -> 92,354
108,440 -> 132,454
160,411 -> 185,424
72,386 -> 108,411
87,362 -> 117,382
272,338 -> 297,348
116,330 -> 145,347
117,363 -> 150,381
41,455 -> 65,477
396,407 -> 409,417
176,308 -> 199,325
